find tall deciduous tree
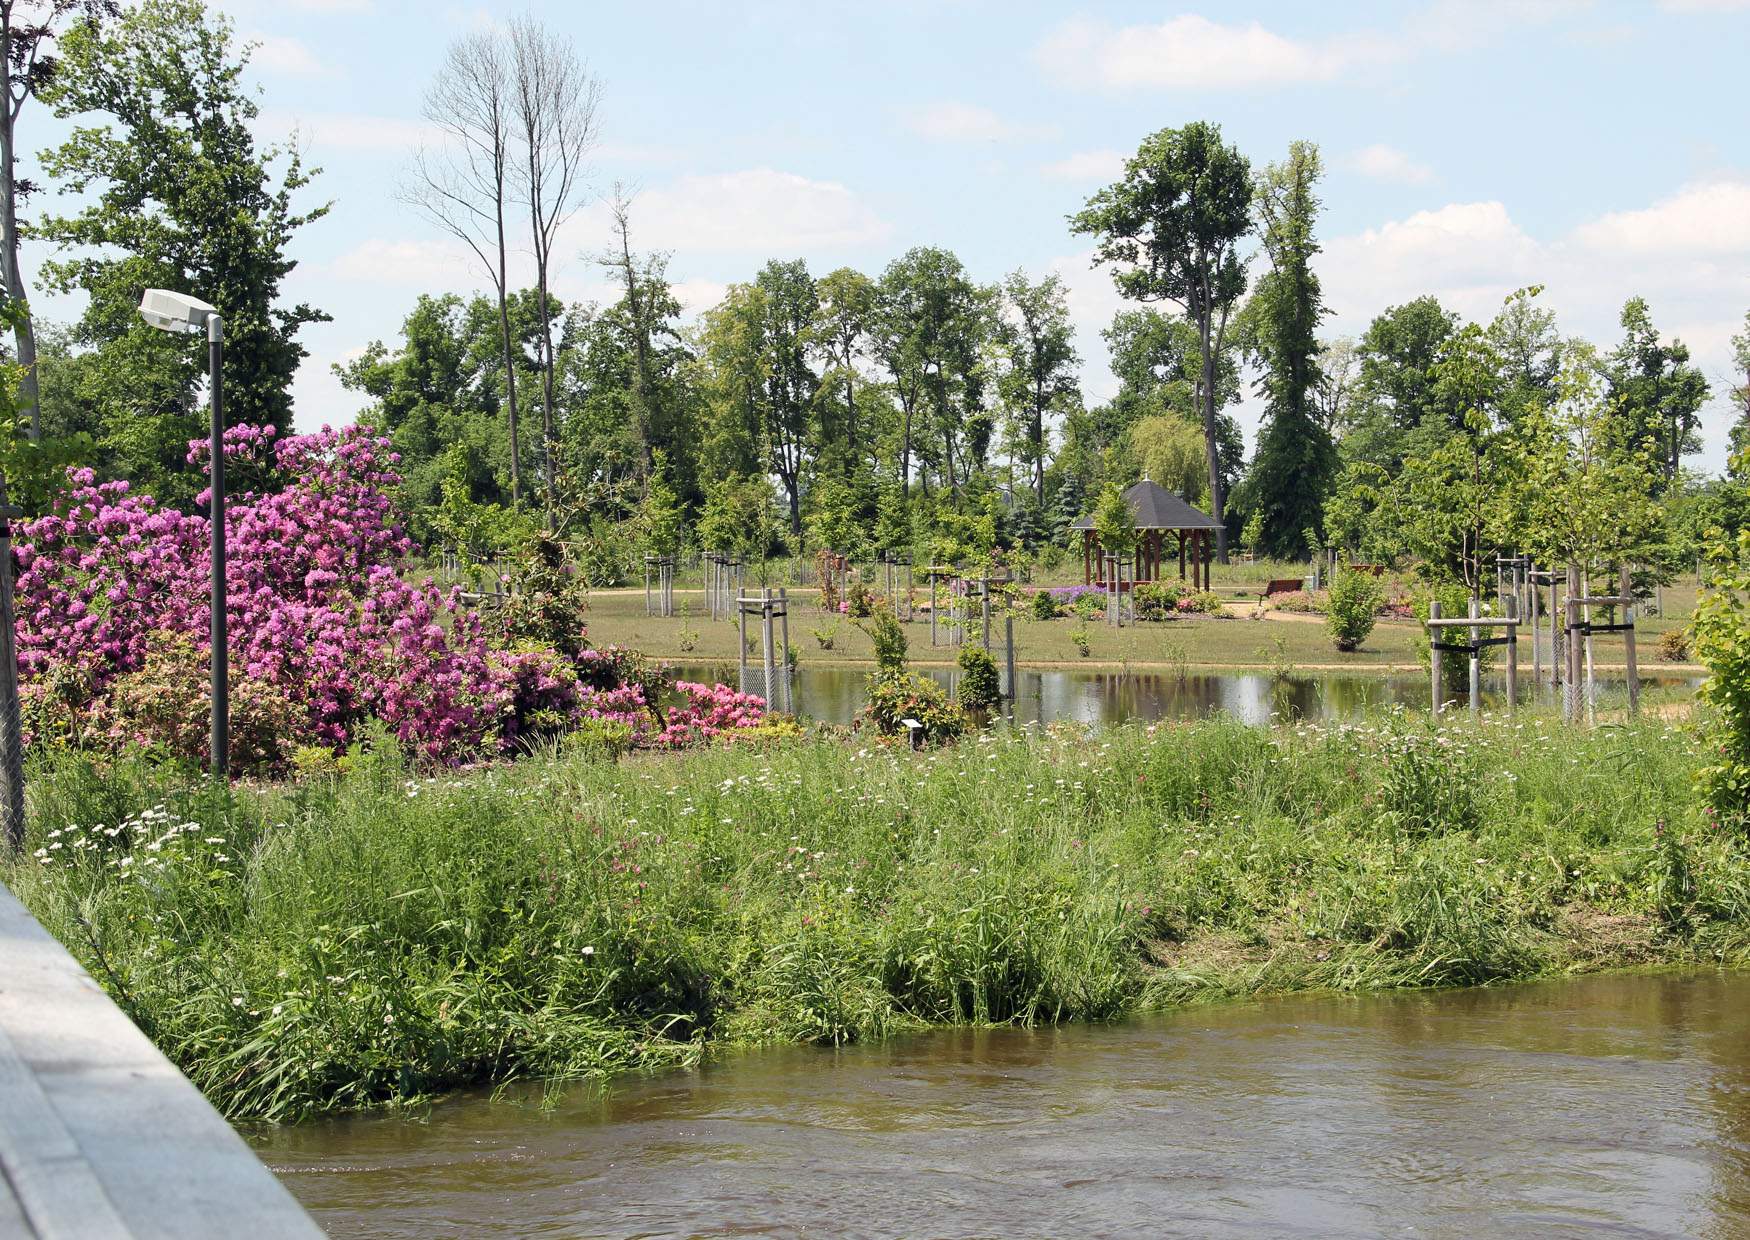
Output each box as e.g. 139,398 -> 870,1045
1728,310 -> 1750,465
996,269 -> 1078,508
1072,121 -> 1251,559
37,0 -> 328,499
812,265 -> 875,476
1605,296 -> 1709,488
1240,140 -> 1334,559
508,16 -> 599,530
1,0 -> 116,441
754,258 -> 818,536
404,26 -> 526,508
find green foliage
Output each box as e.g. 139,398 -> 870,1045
563,717 -> 636,763
5,713 -> 1725,1122
1028,589 -> 1062,620
1091,482 -> 1137,559
497,533 -> 590,659
955,643 -> 1001,712
1659,628 -> 1690,662
1071,626 -> 1092,657
1412,582 -> 1495,695
1695,512 -> 1750,822
37,0 -> 329,500
861,671 -> 966,744
1325,566 -> 1384,652
858,605 -> 908,675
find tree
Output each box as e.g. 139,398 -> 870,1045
1729,311 -> 1750,465
1126,414 -> 1207,504
874,246 -> 992,499
754,258 -> 818,535
1091,481 -> 1137,560
601,191 -> 660,478
1338,295 -> 1462,475
1605,296 -> 1709,487
1,0 -> 117,441
404,25 -> 526,508
996,269 -> 1078,507
508,16 -> 599,530
37,0 -> 328,499
812,266 -> 876,476
1239,140 -> 1334,560
1072,121 -> 1252,559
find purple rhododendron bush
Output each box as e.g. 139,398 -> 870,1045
16,423 -> 764,772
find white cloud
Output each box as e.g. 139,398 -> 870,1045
1035,4 -> 1591,92
671,280 -> 728,316
1344,143 -> 1436,186
1040,149 -> 1126,182
1657,0 -> 1750,10
327,238 -> 475,286
1318,183 -> 1750,468
1570,180 -> 1750,256
905,101 -> 1058,144
247,33 -> 331,76
260,110 -> 435,154
1036,15 -> 1355,90
575,169 -> 889,255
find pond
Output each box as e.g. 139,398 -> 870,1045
259,970 -> 1750,1238
670,663 -> 1694,728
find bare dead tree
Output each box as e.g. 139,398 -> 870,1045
400,28 -> 526,508
508,15 -> 600,531
600,188 -> 656,477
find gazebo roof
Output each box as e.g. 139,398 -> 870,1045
1071,478 -> 1221,532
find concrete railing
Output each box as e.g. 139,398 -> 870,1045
0,883 -> 323,1238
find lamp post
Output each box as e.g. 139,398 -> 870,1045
138,289 -> 227,780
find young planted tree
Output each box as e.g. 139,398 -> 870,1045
996,269 -> 1078,508
1239,140 -> 1334,560
1072,121 -> 1252,559
404,27 -> 526,508
508,16 -> 600,529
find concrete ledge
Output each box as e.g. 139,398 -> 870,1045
0,882 -> 324,1239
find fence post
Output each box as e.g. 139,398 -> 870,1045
738,589 -> 749,694
1621,564 -> 1639,720
1531,569 -> 1542,689
1430,598 -> 1443,715
762,587 -> 777,712
930,572 -> 939,647
1468,594 -> 1481,719
982,573 -> 992,648
1506,595 -> 1519,716
1005,606 -> 1016,707
778,587 -> 792,714
1564,565 -> 1582,724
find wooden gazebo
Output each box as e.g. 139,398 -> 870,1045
1072,478 -> 1222,591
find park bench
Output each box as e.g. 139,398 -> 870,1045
1264,578 -> 1305,597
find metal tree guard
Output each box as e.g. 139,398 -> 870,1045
737,588 -> 792,714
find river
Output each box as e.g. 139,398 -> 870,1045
258,970 -> 1750,1238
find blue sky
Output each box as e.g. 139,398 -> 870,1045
21,0 -> 1750,467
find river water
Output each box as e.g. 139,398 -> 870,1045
259,970 -> 1750,1238
671,664 -> 1693,728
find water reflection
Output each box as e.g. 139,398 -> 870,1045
674,664 -> 1693,728
260,971 -> 1750,1239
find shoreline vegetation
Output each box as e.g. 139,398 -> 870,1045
8,708 -> 1746,1124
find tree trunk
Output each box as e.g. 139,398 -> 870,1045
1032,377 -> 1046,507
529,199 -> 558,532
617,216 -> 655,476
1198,308 -> 1227,561
493,204 -> 522,508
0,44 -> 39,443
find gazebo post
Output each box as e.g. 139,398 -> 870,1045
1083,530 -> 1092,585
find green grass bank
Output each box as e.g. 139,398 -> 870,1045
6,711 -> 1746,1123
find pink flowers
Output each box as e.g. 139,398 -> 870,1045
17,423 -> 764,768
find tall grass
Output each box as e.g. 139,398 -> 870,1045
6,709 -> 1746,1122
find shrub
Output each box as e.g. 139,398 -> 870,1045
1326,567 -> 1385,652
104,633 -> 303,776
1659,628 -> 1690,662
859,605 -> 908,675
497,531 -> 589,659
1413,582 -> 1494,697
1071,626 -> 1092,658
813,621 -> 840,650
1132,582 -> 1178,622
1028,589 -> 1061,621
1184,591 -> 1226,616
861,671 -> 966,744
563,717 -> 635,762
846,578 -> 873,619
956,643 -> 1001,711
1072,591 -> 1105,621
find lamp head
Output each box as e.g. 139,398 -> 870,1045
139,288 -> 220,335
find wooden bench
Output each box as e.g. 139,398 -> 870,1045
1264,578 -> 1305,597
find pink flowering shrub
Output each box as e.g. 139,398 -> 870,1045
16,423 -> 763,770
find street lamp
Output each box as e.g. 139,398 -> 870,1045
138,288 -> 228,780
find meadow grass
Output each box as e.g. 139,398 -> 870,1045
5,708 -> 1744,1123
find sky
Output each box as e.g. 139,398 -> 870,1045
19,0 -> 1750,469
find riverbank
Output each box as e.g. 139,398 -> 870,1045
7,710 -> 1744,1123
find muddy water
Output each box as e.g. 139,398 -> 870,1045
259,971 -> 1750,1238
671,664 -> 1692,728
